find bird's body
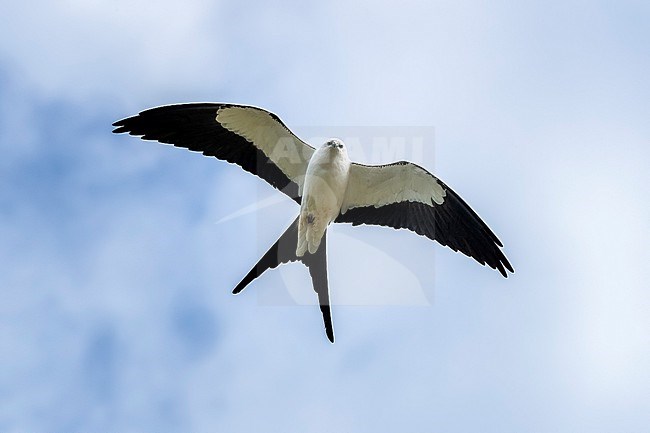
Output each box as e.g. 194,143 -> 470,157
298,139 -> 350,256
113,102 -> 514,343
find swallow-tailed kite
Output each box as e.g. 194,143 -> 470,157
113,103 -> 514,342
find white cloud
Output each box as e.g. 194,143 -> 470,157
0,0 -> 224,103
541,124 -> 650,408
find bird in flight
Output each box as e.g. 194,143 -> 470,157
113,103 -> 513,342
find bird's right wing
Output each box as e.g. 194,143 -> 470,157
113,103 -> 315,203
337,161 -> 513,277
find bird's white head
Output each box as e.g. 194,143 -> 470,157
316,138 -> 349,164
323,138 -> 346,152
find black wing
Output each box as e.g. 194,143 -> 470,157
112,103 -> 314,203
337,169 -> 514,277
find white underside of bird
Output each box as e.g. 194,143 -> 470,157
297,139 -> 350,256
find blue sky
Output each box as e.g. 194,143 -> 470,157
1,1 -> 649,432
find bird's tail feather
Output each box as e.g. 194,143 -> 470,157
232,217 -> 334,343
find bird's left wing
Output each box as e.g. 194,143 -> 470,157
113,103 -> 314,202
336,161 -> 514,277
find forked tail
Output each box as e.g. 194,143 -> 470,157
232,217 -> 334,343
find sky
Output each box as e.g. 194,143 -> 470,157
1,1 -> 649,432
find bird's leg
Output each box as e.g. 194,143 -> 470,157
296,212 -> 309,257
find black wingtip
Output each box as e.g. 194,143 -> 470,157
496,259 -> 514,278
112,118 -> 131,134
500,255 -> 515,277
